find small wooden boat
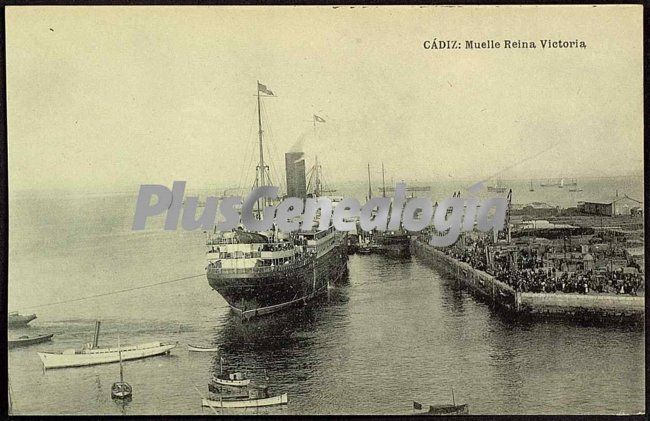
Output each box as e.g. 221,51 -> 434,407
37,321 -> 177,369
188,344 -> 219,352
8,312 -> 37,328
202,384 -> 288,408
111,335 -> 133,400
212,357 -> 251,387
8,333 -> 54,349
208,384 -> 249,398
412,389 -> 468,415
415,403 -> 468,415
112,382 -> 133,400
212,372 -> 250,387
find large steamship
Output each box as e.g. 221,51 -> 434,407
205,82 -> 348,319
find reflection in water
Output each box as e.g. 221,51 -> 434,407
113,397 -> 132,415
215,282 -> 351,387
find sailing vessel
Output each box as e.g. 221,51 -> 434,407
529,180 -> 534,192
111,335 -> 133,400
37,321 -> 177,369
8,312 -> 37,328
205,82 -> 348,320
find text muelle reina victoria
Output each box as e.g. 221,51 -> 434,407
132,181 -> 508,247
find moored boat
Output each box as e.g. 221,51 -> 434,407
111,335 -> 133,400
205,82 -> 348,320
211,373 -> 251,388
371,230 -> 411,258
8,333 -> 54,349
8,312 -> 37,328
357,246 -> 372,255
38,341 -> 178,369
188,344 -> 219,352
413,403 -> 469,415
202,384 -> 288,408
411,389 -> 468,415
112,382 -> 133,400
37,321 -> 177,369
210,357 -> 251,387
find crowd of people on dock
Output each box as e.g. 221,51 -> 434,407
444,237 -> 643,296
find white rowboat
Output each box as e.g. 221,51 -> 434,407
38,341 -> 177,369
187,344 -> 219,352
202,393 -> 288,408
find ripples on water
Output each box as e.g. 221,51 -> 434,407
8,191 -> 645,415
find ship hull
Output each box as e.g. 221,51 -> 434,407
372,233 -> 411,258
207,241 -> 348,319
37,342 -> 177,369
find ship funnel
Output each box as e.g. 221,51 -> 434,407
285,152 -> 307,198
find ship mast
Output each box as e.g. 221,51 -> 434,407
255,81 -> 271,213
257,81 -> 266,189
314,156 -> 321,197
381,162 -> 386,198
367,163 -> 372,200
118,334 -> 123,383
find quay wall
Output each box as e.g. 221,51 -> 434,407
412,239 -> 644,322
412,239 -> 517,310
517,293 -> 644,319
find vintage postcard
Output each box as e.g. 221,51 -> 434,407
5,5 -> 644,416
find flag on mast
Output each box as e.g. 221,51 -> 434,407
257,82 -> 274,96
313,114 -> 326,123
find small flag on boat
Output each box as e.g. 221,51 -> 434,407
314,114 -> 326,123
413,401 -> 423,410
257,82 -> 274,96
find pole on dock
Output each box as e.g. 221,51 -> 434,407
452,388 -> 455,406
92,321 -> 101,349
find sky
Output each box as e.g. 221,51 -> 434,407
6,6 -> 643,193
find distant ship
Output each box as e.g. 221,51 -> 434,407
564,178 -> 578,187
366,163 -> 411,258
205,82 -> 348,319
568,180 -> 583,192
540,179 -> 559,187
487,179 -> 507,193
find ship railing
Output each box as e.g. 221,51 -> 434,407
207,257 -> 312,275
205,239 -> 296,251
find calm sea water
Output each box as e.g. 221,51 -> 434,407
8,178 -> 645,415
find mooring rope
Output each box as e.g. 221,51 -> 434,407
17,273 -> 205,311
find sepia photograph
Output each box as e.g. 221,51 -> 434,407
4,5 -> 645,416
